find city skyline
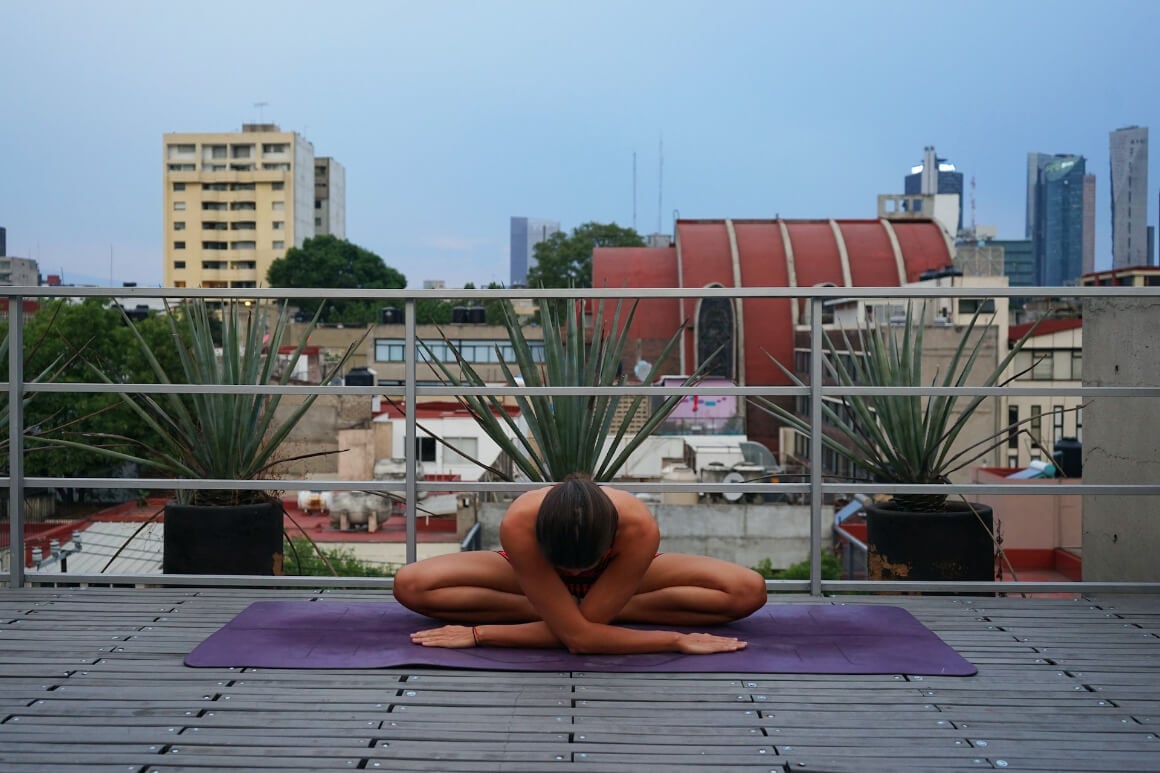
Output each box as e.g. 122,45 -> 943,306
3,0 -> 1160,288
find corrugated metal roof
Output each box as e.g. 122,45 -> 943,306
32,522 -> 163,576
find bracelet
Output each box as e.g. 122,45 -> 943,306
471,626 -> 482,647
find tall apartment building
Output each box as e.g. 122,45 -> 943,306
162,124 -> 327,288
1109,126 -> 1148,269
1027,153 -> 1087,286
1082,174 -> 1096,275
510,216 -> 560,287
904,146 -> 964,233
314,157 -> 346,238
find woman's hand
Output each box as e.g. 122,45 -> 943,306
675,632 -> 748,655
410,625 -> 476,649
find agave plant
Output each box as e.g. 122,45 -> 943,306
57,298 -> 364,506
752,302 -> 1038,511
421,296 -> 712,482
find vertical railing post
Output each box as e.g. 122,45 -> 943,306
808,297 -> 824,596
7,294 -> 25,588
404,297 -> 417,565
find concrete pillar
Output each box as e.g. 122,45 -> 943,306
1082,297 -> 1160,581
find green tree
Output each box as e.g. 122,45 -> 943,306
267,235 -> 406,323
13,299 -> 185,500
526,222 -> 645,290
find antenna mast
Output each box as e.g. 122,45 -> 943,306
254,101 -> 269,123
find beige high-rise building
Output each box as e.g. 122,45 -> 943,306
162,124 -> 324,288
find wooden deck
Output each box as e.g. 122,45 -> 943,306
1,588 -> 1158,772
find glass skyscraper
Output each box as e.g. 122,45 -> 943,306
1027,153 -> 1087,286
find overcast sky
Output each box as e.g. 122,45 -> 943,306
3,0 -> 1158,288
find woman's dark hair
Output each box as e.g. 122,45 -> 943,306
535,473 -> 619,570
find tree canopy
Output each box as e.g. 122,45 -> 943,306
267,235 -> 406,323
525,222 -> 645,289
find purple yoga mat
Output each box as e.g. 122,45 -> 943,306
184,601 -> 976,675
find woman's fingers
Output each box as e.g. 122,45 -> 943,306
409,625 -> 476,648
676,632 -> 748,654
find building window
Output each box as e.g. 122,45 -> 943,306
230,144 -> 254,159
173,241 -> 185,250
262,143 -> 289,154
414,436 -> 436,463
173,222 -> 185,231
202,242 -> 228,251
201,260 -> 228,269
1007,453 -> 1019,468
173,201 -> 186,211
958,298 -> 996,314
1071,351 -> 1083,380
273,240 -> 285,249
172,182 -> 185,191
1076,406 -> 1083,442
229,241 -> 257,250
203,182 -> 228,191
229,163 -> 254,172
1030,405 -> 1042,443
230,281 -> 258,288
1031,352 -> 1053,380
173,261 -> 186,269
202,201 -> 227,211
202,221 -> 228,231
230,182 -> 256,191
1053,406 -> 1065,444
1007,405 -> 1019,449
205,164 -> 227,172
272,201 -> 284,211
230,261 -> 257,270
315,200 -> 322,209
272,221 -> 285,230
174,281 -> 186,288
230,221 -> 257,230
230,201 -> 256,211
315,217 -> 322,227
203,144 -> 227,160
262,162 -> 291,171
271,182 -> 284,191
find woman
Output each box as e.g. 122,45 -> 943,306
393,473 -> 767,655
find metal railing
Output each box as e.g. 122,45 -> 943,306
4,283 -> 1160,594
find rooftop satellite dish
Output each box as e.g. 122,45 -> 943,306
633,359 -> 652,382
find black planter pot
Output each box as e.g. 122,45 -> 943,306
163,501 -> 285,575
866,501 -> 995,585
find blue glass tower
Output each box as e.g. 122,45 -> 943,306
1028,154 -> 1086,286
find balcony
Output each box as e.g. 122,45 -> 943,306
1,284 -> 1158,771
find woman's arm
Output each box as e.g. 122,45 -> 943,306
497,508 -> 744,655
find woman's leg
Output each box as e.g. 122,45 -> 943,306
616,553 -> 767,625
392,551 -> 540,623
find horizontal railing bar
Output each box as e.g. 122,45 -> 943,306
21,382 -> 1160,399
9,477 -> 1158,496
19,572 -> 396,588
10,285 -> 1160,300
11,572 -> 1159,595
